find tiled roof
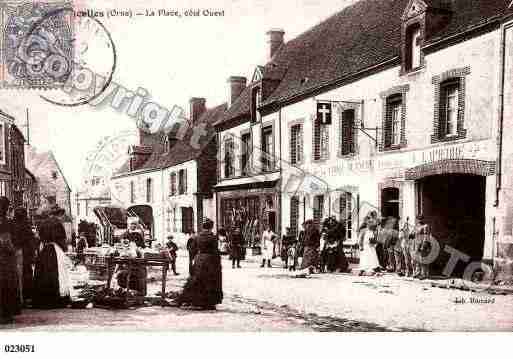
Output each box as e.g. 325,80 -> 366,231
114,103 -> 227,176
216,0 -> 513,127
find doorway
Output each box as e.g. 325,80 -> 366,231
381,187 -> 400,219
417,174 -> 486,275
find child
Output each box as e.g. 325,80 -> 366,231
287,245 -> 296,271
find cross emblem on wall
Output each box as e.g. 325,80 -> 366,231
317,102 -> 332,125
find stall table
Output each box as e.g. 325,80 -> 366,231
106,257 -> 170,306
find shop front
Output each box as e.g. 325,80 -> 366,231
404,159 -> 496,275
215,179 -> 281,252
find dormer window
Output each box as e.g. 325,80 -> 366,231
405,23 -> 422,71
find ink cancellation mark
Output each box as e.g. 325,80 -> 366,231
0,1 -> 74,89
36,7 -> 117,106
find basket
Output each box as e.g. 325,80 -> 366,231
84,250 -> 110,281
87,266 -> 109,281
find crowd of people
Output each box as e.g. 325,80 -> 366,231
1,201 -> 435,324
217,211 -> 433,280
0,197 -> 74,324
357,211 -> 431,279
219,216 -> 351,275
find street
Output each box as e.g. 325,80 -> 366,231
2,252 -> 513,332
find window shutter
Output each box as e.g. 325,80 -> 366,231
313,119 -> 321,160
439,87 -> 448,139
339,192 -> 347,221
341,110 -> 355,156
384,98 -> 399,148
290,126 -> 297,164
298,126 -> 303,163
290,196 -> 299,237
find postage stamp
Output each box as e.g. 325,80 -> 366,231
0,1 -> 74,89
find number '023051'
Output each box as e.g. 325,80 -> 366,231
3,345 -> 35,353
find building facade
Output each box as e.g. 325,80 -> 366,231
0,109 -> 27,209
111,99 -> 223,246
264,0 -> 513,277
214,51 -> 285,241
25,146 -> 72,219
213,0 -> 513,276
24,169 -> 40,219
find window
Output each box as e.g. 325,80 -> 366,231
313,195 -> 324,225
290,124 -> 303,165
340,109 -> 356,156
178,169 -> 187,194
405,24 -> 421,71
251,87 -> 262,123
313,119 -> 329,161
261,126 -> 273,172
146,178 -> 153,203
169,172 -> 177,196
77,202 -> 80,217
441,81 -> 459,137
52,171 -> 58,180
181,207 -> 194,234
85,201 -> 89,217
224,137 -> 235,178
240,133 -> 251,176
431,68 -> 469,143
47,196 -> 56,205
290,196 -> 300,238
130,181 -> 135,203
339,192 -> 353,240
384,95 -> 403,149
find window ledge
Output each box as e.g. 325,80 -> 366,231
337,152 -> 357,159
290,161 -> 305,167
381,144 -> 406,153
430,131 -> 467,144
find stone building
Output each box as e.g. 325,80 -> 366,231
0,109 -> 27,209
24,169 -> 40,220
25,146 -> 72,219
214,0 -> 513,277
111,98 -> 223,245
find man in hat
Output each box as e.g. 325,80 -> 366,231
166,235 -> 179,275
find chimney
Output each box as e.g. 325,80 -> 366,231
266,28 -> 285,60
128,145 -> 153,172
227,76 -> 247,107
189,97 -> 206,124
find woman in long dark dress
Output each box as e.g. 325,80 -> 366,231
0,197 -> 18,324
32,218 -> 71,309
173,219 -> 223,310
300,220 -> 321,274
12,208 -> 36,303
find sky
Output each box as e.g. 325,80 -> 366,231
0,0 -> 356,190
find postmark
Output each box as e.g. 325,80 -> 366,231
0,1 -> 74,89
35,6 -> 117,106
